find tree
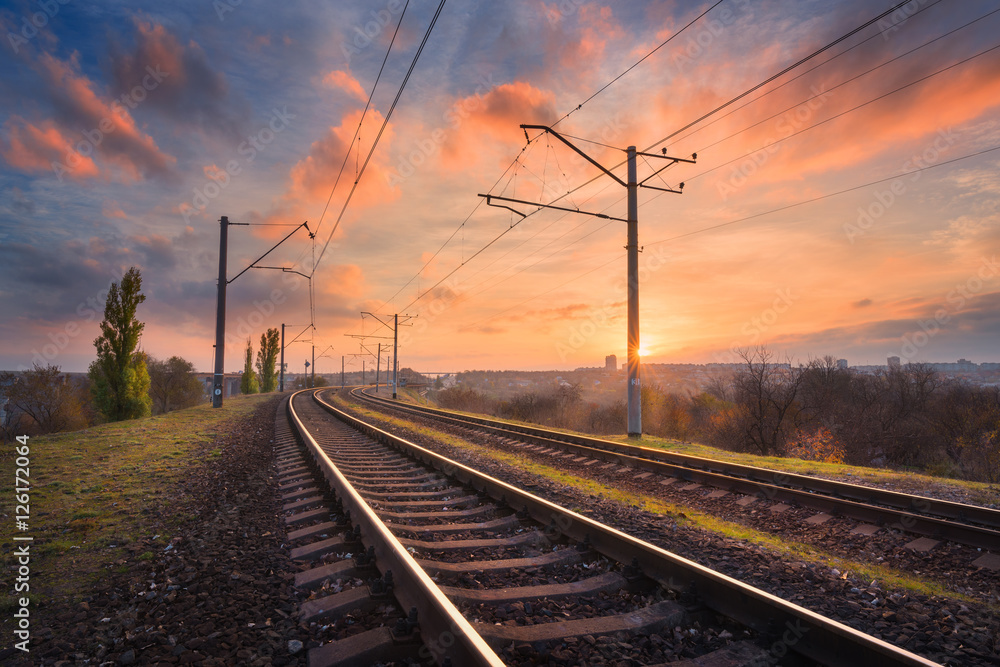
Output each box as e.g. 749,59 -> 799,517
88,266 -> 152,421
148,356 -> 205,414
711,346 -> 804,455
0,364 -> 90,439
241,338 -> 259,395
255,328 -> 280,392
293,374 -> 328,389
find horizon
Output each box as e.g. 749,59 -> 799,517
2,1 -> 998,375
8,354 -> 1000,377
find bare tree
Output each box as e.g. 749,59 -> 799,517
713,346 -> 805,455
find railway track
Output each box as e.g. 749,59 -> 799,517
278,388 -> 941,666
352,388 -> 1000,557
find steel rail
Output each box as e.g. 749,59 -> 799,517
313,389 -> 941,667
354,388 -> 1000,550
286,389 -> 506,667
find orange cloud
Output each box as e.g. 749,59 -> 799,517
323,70 -> 366,101
253,109 -> 398,239
287,108 -> 396,203
3,51 -> 176,182
438,81 -> 558,169
691,50 -> 1000,190
577,5 -> 626,63
318,264 -> 366,298
0,117 -> 100,179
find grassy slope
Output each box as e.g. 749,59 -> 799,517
0,393 -> 275,612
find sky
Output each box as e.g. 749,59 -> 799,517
1,0 -> 998,375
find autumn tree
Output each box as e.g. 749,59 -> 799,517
148,356 -> 205,414
240,338 -> 259,394
0,364 -> 90,439
88,266 -> 152,421
255,328 -> 280,392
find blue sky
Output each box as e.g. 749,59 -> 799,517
1,0 -> 999,374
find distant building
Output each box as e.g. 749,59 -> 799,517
957,358 -> 976,372
605,355 -> 617,372
837,359 -> 848,369
887,356 -> 901,367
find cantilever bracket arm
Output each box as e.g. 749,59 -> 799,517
637,150 -> 696,192
256,266 -> 311,279
479,194 -> 628,223
639,183 -> 684,194
635,150 -> 697,163
345,333 -> 394,340
483,196 -> 526,219
521,124 -> 627,187
228,220 -> 311,284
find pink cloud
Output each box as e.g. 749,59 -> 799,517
2,50 -> 176,182
102,199 -> 128,219
0,117 -> 100,179
323,70 -> 366,101
439,81 -> 558,170
254,109 -> 398,239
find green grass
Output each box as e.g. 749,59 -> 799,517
0,392 -> 276,611
625,433 -> 1000,507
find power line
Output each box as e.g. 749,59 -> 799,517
375,141 -> 540,312
310,1 -> 412,242
394,1 -> 926,317
377,1 -> 726,314
645,144 -> 1000,247
548,0 -> 728,130
640,0 -> 918,154
685,22 -> 1000,184
516,0 -> 935,212
312,0 -> 448,275
502,10 -> 1000,271
661,0 -> 947,150
467,143 -> 1000,329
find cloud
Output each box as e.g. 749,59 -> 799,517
109,20 -> 246,139
1,50 -> 178,183
254,108 -> 398,239
102,199 -> 127,219
322,70 -> 366,101
853,298 -> 873,308
318,264 -> 366,298
438,81 -> 558,170
0,117 -> 101,179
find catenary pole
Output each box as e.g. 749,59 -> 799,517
212,216 -> 229,408
392,313 -> 399,398
626,147 -> 641,437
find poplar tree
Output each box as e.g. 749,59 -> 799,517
255,328 -> 280,392
88,267 -> 152,421
241,338 -> 260,394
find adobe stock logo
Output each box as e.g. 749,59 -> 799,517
7,0 -> 71,54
